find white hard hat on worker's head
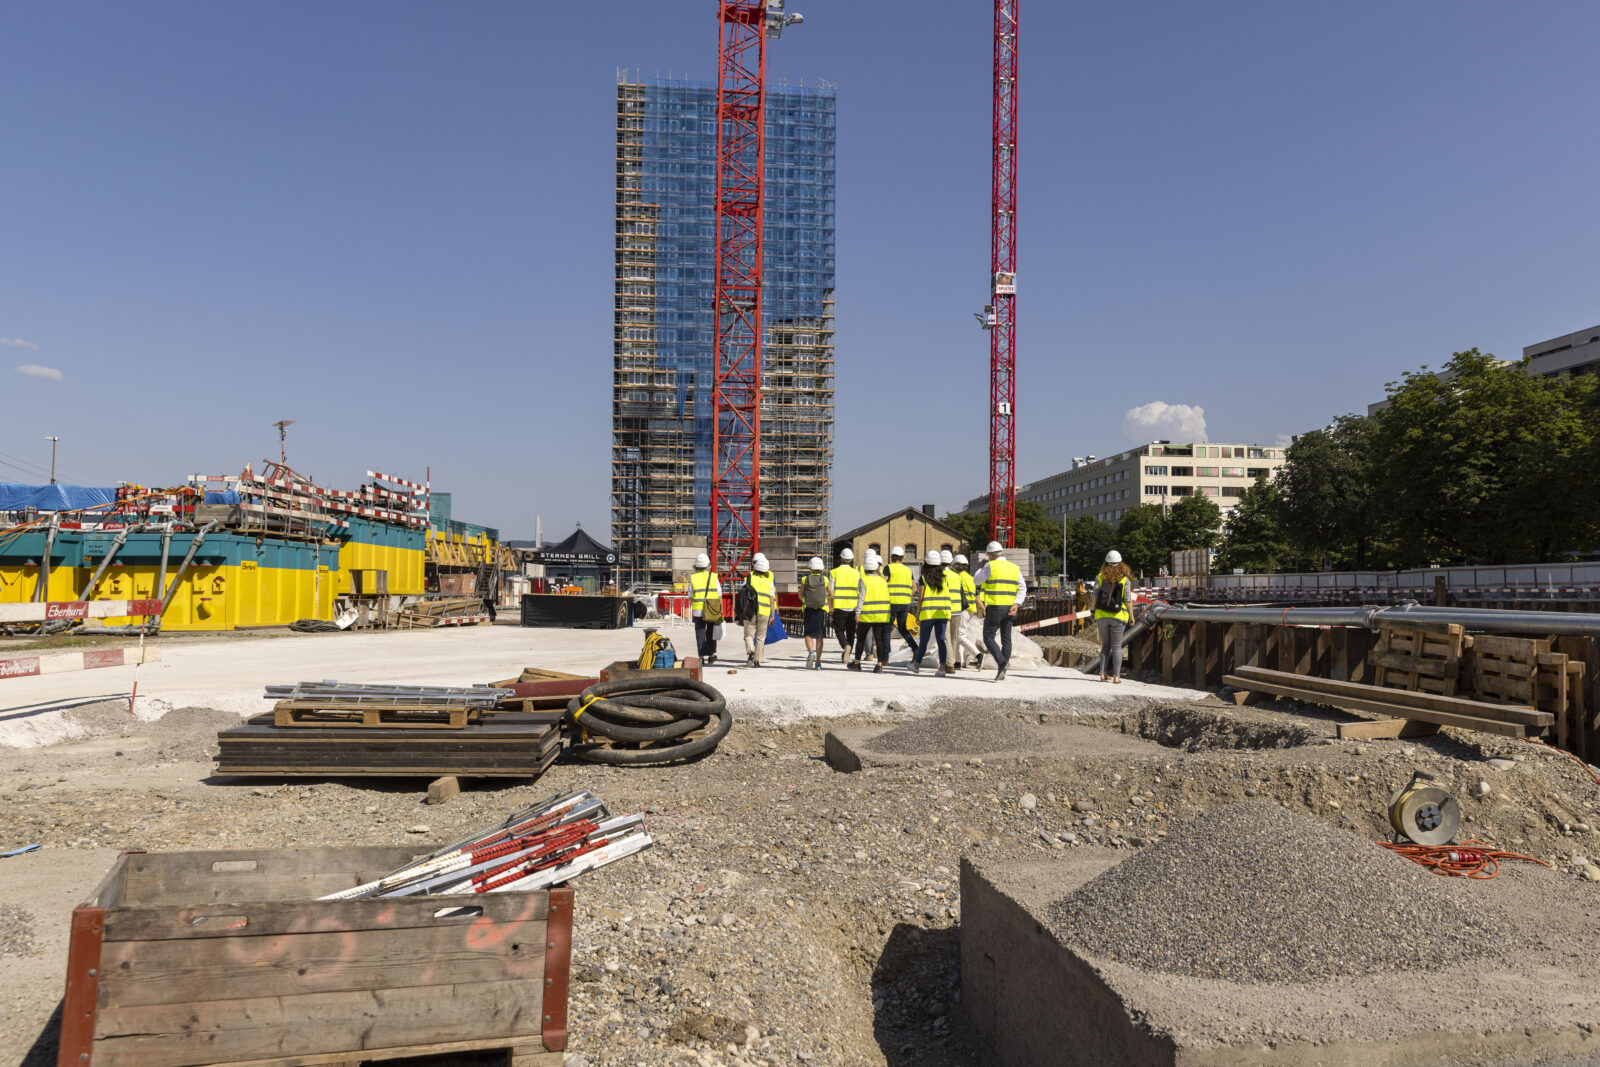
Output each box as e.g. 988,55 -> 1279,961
1105,549 -> 1123,565
753,556 -> 770,572
809,557 -> 824,571
940,549 -> 953,565
840,547 -> 854,562
954,554 -> 968,565
924,550 -> 942,566
752,552 -> 768,565
890,545 -> 905,557
864,556 -> 880,571
986,540 -> 1003,555
694,553 -> 710,569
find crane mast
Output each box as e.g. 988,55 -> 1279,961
709,0 -> 801,578
986,0 -> 1020,547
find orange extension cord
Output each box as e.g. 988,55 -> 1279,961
1379,840 -> 1550,879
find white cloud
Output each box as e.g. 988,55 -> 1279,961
1273,433 -> 1295,448
14,364 -> 63,382
0,337 -> 39,350
1122,401 -> 1207,444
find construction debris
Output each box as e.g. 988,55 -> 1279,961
321,791 -> 651,899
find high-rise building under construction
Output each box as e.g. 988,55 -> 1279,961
612,76 -> 836,586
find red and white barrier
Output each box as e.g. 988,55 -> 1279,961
1018,609 -> 1091,633
0,599 -> 163,625
0,644 -> 160,681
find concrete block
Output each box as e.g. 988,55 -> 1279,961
425,775 -> 461,805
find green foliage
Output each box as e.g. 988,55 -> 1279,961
1166,493 -> 1223,552
1268,350 -> 1600,570
1062,515 -> 1117,579
1215,477 -> 1290,574
943,500 -> 1065,572
1115,505 -> 1169,577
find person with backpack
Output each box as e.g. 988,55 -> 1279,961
800,556 -> 831,670
689,553 -> 722,666
829,547 -> 861,665
883,545 -> 918,654
849,553 -> 893,673
738,553 -> 775,668
1093,549 -> 1134,683
911,550 -> 953,675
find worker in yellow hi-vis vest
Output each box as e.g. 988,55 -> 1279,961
688,553 -> 722,666
743,553 -> 775,668
911,550 -> 954,676
970,540 -> 1027,681
828,547 -> 861,666
884,545 -> 918,653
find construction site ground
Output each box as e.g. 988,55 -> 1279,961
1,621 -> 1598,1066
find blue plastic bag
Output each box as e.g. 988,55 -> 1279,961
764,614 -> 787,644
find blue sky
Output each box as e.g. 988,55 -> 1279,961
3,2 -> 1596,539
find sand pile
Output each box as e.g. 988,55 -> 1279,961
1048,800 -> 1514,983
865,706 -> 1045,756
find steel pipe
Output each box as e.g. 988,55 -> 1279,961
1146,600 -> 1600,637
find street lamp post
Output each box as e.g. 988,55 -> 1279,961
44,436 -> 58,484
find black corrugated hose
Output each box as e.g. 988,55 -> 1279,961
566,676 -> 731,765
290,618 -> 343,633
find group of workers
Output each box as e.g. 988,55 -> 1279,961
687,541 -> 1027,680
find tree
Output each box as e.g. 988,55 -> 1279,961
943,500 -> 1066,572
1276,414 -> 1378,570
1214,476 -> 1289,574
1115,505 -> 1169,578
1061,515 -> 1117,579
1167,493 -> 1223,552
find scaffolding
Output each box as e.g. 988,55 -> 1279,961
612,76 -> 836,586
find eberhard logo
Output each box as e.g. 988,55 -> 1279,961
0,657 -> 41,679
44,601 -> 90,621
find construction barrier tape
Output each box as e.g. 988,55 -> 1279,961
1018,610 -> 1092,633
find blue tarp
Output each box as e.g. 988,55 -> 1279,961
204,491 -> 241,504
0,483 -> 118,511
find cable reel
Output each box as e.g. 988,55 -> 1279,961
1388,769 -> 1461,847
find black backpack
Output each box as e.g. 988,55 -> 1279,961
734,581 -> 759,622
1094,577 -> 1125,614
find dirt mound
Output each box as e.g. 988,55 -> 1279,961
865,707 -> 1045,756
1049,800 -> 1514,983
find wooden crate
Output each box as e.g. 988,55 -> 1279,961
1367,621 -> 1464,695
597,658 -> 702,684
1470,634 -> 1550,704
59,846 -> 569,1067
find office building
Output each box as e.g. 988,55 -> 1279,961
1525,324 -> 1600,379
962,442 -> 1288,526
612,76 -> 836,585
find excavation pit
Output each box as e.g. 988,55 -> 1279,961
961,803 -> 1600,1067
823,706 -> 1162,772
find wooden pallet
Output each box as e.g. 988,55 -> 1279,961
1368,620 -> 1464,695
1470,634 -> 1550,704
272,703 -> 478,729
217,713 -> 563,777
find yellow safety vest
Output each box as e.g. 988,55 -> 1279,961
858,573 -> 891,624
959,570 -> 977,613
689,569 -> 720,611
748,572 -> 774,615
917,574 -> 952,622
830,565 -> 860,611
884,561 -> 915,607
1093,575 -> 1132,624
980,557 -> 1021,608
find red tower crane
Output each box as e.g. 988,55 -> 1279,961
709,0 -> 802,578
983,0 -> 1020,547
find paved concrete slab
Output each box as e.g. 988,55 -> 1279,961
824,720 -> 1163,772
961,850 -> 1600,1066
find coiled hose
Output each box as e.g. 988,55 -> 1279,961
566,676 -> 731,765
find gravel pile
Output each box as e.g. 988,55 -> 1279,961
0,902 -> 40,959
1048,800 -> 1515,983
865,707 -> 1045,756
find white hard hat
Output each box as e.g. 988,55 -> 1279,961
840,547 -> 854,561
864,556 -> 880,571
986,541 -> 1003,554
694,553 -> 710,569
1105,549 -> 1122,564
809,557 -> 824,571
890,544 -> 905,557
753,556 -> 770,572
954,554 -> 968,565
924,550 -> 942,566
753,552 -> 767,564
940,549 -> 953,565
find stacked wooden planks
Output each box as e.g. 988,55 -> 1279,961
1224,665 -> 1554,740
398,596 -> 490,628
217,711 -> 563,778
1469,634 -> 1590,759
